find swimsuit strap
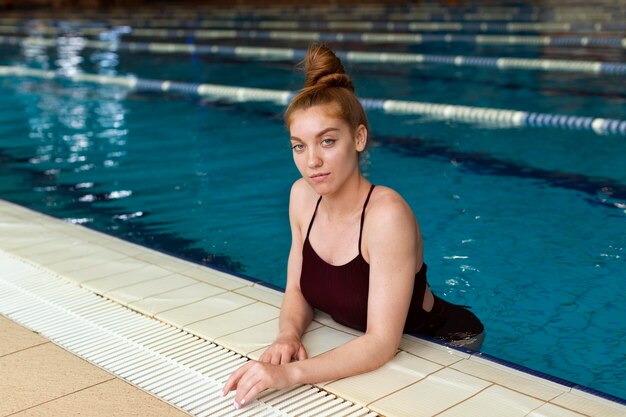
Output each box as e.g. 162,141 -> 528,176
358,184 -> 376,257
305,195 -> 323,241
306,184 -> 376,250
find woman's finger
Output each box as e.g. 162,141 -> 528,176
280,350 -> 292,365
222,361 -> 254,396
270,349 -> 283,365
235,378 -> 267,409
258,349 -> 270,363
296,344 -> 308,361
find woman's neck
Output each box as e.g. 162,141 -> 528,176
320,174 -> 371,220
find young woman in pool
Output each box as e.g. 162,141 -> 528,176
223,44 -> 484,408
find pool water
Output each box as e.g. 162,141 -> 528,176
0,29 -> 625,399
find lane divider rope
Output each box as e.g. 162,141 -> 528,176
3,35 -> 625,76
1,65 -> 624,136
1,24 -> 626,49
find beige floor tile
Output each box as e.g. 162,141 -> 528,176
10,378 -> 190,417
95,236 -> 151,257
156,291 -> 255,327
300,326 -> 357,358
133,250 -> 198,273
107,274 -> 198,305
324,351 -> 443,406
527,403 -> 587,417
186,302 -> 280,341
0,255 -> 42,280
551,391 -> 626,417
0,234 -> 63,251
127,282 -> 227,317
13,242 -> 103,266
438,385 -> 544,417
399,335 -> 469,366
369,367 -> 492,417
178,265 -> 252,290
235,284 -> 284,308
64,258 -> 148,284
8,239 -> 79,258
82,264 -> 174,294
219,318 -> 280,357
43,250 -> 129,275
230,320 -> 323,359
0,316 -> 48,356
0,343 -> 114,416
451,356 -> 568,401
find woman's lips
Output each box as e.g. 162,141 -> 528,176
310,173 -> 330,183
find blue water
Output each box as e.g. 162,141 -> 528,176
0,21 -> 625,400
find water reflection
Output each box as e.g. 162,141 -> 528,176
16,24 -> 132,224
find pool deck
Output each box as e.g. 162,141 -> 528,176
1,198 -> 625,417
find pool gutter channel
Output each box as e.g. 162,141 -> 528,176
1,198 -> 626,417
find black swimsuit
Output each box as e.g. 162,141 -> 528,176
300,184 -> 484,343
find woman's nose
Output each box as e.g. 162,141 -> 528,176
307,149 -> 322,168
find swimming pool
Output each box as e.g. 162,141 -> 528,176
1,3 -> 625,401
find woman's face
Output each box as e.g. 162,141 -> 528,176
289,103 -> 366,195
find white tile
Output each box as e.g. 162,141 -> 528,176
235,284 -> 284,308
82,264 -> 173,294
369,367 -> 492,417
128,282 -> 226,316
0,255 -> 42,279
186,302 -> 280,341
324,351 -> 442,406
552,391 -> 626,417
438,385 -> 543,417
229,320 -> 323,358
527,403 -> 587,417
400,335 -> 469,366
107,274 -> 198,305
63,258 -> 147,283
451,357 -> 567,401
96,236 -> 150,257
133,250 -> 197,273
178,265 -> 252,290
156,291 -> 255,327
7,238 -> 80,257
301,326 -> 357,358
43,250 -> 128,275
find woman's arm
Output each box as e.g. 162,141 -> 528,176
223,191 -> 420,408
255,180 -> 315,364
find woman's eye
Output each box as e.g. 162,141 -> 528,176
321,139 -> 335,146
292,144 -> 304,152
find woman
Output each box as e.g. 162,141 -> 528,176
223,44 -> 484,409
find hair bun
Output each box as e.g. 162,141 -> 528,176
303,44 -> 355,92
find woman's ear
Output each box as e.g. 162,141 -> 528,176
355,124 -> 368,152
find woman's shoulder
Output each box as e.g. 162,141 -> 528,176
370,185 -> 413,212
290,178 -> 318,202
289,178 -> 319,219
368,185 -> 417,229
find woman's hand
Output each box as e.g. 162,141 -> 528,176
258,335 -> 308,365
222,360 -> 297,409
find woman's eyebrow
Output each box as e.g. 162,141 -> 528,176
316,127 -> 340,137
291,127 -> 340,142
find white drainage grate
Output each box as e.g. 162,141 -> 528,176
0,254 -> 377,417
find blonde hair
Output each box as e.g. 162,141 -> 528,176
285,44 -> 368,135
